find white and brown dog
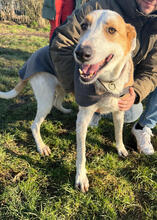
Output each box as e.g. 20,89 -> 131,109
74,10 -> 136,192
0,10 -> 136,192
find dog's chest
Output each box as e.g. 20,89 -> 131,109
94,79 -> 123,114
96,96 -> 119,114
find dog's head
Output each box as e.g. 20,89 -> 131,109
74,10 -> 136,84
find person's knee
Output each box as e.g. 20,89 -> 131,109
124,103 -> 143,123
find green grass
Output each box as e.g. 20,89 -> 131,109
0,22 -> 157,220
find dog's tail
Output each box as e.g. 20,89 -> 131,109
0,80 -> 27,99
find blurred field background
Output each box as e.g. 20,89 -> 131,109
0,1 -> 157,219
0,0 -> 47,28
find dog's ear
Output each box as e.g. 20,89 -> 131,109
126,24 -> 136,51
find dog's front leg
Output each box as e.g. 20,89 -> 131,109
112,111 -> 128,157
75,107 -> 94,192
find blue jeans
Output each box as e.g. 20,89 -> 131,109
122,87 -> 157,128
138,87 -> 157,129
90,103 -> 143,127
100,103 -> 143,123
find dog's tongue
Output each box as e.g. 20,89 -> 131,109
81,55 -> 113,75
82,63 -> 100,75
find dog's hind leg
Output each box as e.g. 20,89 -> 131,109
54,84 -> 72,114
112,111 -> 128,157
75,107 -> 95,192
30,73 -> 57,156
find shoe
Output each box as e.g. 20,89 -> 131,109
131,123 -> 154,155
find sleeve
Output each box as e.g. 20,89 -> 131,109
133,40 -> 157,102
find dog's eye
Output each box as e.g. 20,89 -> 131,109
81,23 -> 88,31
107,27 -> 116,34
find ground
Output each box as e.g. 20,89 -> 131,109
0,22 -> 157,220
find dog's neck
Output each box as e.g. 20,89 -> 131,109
95,55 -> 133,97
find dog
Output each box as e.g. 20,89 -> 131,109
74,10 -> 136,192
0,10 -> 136,192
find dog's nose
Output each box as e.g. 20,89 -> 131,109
75,45 -> 93,62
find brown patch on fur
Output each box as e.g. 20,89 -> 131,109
125,23 -> 136,53
104,15 -> 136,55
85,14 -> 93,26
15,80 -> 27,93
122,58 -> 134,100
80,15 -> 93,37
124,58 -> 134,88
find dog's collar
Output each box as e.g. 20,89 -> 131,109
96,79 -> 130,98
95,60 -> 133,98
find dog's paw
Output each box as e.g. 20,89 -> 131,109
75,173 -> 89,193
117,146 -> 128,157
37,145 -> 51,156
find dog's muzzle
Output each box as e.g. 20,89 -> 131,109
77,54 -> 114,83
75,45 -> 93,62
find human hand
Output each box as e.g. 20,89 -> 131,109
118,87 -> 136,111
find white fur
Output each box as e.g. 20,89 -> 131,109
0,88 -> 19,99
0,10 -> 135,192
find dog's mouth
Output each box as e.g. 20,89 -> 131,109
79,54 -> 113,82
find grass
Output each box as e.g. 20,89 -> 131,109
0,22 -> 157,220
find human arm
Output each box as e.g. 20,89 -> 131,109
133,40 -> 157,102
118,87 -> 136,111
118,39 -> 157,111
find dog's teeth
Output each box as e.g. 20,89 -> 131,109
90,72 -> 95,76
79,68 -> 83,75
